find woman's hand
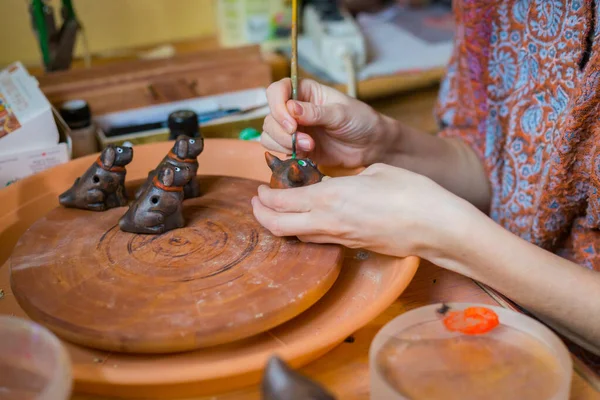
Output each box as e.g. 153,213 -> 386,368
251,163 -> 471,259
261,78 -> 393,168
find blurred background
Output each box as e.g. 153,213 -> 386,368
0,0 -> 453,187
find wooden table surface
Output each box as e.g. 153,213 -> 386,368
75,260 -> 600,400
27,35 -> 598,400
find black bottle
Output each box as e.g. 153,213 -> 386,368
167,110 -> 200,140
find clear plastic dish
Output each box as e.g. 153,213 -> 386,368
370,303 -> 572,400
0,316 -> 72,400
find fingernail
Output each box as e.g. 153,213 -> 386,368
282,119 -> 294,134
298,138 -> 311,150
291,101 -> 303,116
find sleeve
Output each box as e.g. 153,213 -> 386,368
434,1 -> 492,163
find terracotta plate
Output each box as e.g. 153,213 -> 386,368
10,176 -> 343,354
0,139 -> 419,398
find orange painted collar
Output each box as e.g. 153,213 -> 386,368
96,157 -> 126,173
152,176 -> 183,192
168,150 -> 197,163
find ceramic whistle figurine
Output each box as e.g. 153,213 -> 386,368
135,135 -> 204,200
58,145 -> 133,211
261,357 -> 335,400
119,164 -> 193,234
265,152 -> 324,189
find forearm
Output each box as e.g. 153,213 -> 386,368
372,116 -> 491,212
427,203 -> 600,348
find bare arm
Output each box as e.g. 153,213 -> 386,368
371,116 -> 492,213
253,158 -> 600,349
427,201 -> 600,349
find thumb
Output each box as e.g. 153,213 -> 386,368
287,100 -> 345,128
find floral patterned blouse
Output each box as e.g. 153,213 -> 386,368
436,0 -> 600,271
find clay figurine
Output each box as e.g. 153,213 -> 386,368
58,145 -> 133,211
261,356 -> 335,400
265,152 -> 324,189
119,164 -> 193,234
135,135 -> 204,200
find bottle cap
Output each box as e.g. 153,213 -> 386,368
168,110 -> 200,139
59,99 -> 92,129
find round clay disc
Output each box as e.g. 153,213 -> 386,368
10,176 -> 343,354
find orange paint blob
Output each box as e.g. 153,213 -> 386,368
443,307 -> 499,335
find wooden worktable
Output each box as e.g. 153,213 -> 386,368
29,37 -> 597,399
75,260 -> 599,400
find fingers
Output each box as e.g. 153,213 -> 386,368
296,78 -> 347,106
266,78 -> 297,134
260,129 -> 288,154
261,114 -> 315,153
251,196 -> 316,237
360,163 -> 389,176
296,78 -> 326,104
257,185 -> 312,213
297,235 -> 336,244
286,101 -> 345,128
265,78 -> 339,132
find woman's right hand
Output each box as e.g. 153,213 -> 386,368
261,78 -> 393,168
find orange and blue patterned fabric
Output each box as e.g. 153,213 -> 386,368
436,0 -> 600,271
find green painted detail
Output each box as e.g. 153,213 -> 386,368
298,160 -> 307,166
239,128 -> 261,141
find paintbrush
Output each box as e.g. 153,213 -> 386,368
291,0 -> 299,159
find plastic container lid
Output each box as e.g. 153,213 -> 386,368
0,316 -> 72,400
370,303 -> 572,400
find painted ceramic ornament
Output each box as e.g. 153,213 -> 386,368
119,164 -> 194,234
58,145 -> 133,211
261,356 -> 335,400
265,152 -> 324,189
135,134 -> 204,200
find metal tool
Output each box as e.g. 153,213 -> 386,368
28,0 -> 82,71
291,0 -> 299,159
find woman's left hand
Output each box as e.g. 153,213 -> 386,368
251,163 -> 472,259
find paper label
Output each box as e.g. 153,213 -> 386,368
0,62 -> 50,125
0,92 -> 21,139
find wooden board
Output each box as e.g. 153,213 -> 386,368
36,45 -> 272,115
9,176 -> 343,354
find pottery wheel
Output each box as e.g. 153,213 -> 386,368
9,176 -> 343,354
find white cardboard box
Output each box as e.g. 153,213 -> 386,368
0,62 -> 71,188
0,62 -> 60,155
0,140 -> 70,187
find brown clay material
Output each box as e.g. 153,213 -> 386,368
0,140 -> 419,398
265,152 -> 324,189
135,135 -> 204,200
10,175 -> 343,353
262,356 -> 335,400
58,145 -> 133,211
119,165 -> 193,234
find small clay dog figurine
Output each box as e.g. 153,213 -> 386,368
261,356 -> 335,400
135,135 -> 204,200
58,145 -> 133,211
119,164 -> 193,234
265,152 -> 324,189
